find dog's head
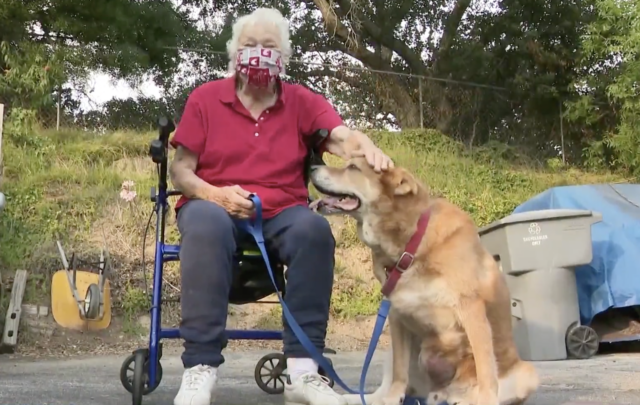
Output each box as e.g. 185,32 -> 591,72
310,157 -> 422,218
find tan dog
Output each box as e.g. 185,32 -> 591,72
310,158 -> 539,405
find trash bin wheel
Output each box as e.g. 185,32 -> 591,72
566,324 -> 599,359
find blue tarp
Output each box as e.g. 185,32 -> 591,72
513,184 -> 640,326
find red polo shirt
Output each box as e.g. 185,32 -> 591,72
169,77 -> 344,218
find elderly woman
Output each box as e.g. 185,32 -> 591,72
169,7 -> 393,405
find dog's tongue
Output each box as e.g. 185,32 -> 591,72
321,196 -> 358,210
334,196 -> 359,210
310,196 -> 358,212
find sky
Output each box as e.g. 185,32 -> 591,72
77,0 -> 213,112
78,72 -> 163,111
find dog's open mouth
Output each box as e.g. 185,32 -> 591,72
310,186 -> 361,214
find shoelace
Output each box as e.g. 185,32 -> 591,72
184,366 -> 213,389
302,374 -> 333,390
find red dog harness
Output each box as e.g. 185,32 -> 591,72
381,210 -> 431,297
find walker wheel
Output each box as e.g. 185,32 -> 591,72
255,352 -> 287,394
318,357 -> 335,388
120,349 -> 163,402
566,324 -> 599,359
84,283 -> 101,320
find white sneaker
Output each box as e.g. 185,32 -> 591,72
284,372 -> 347,405
173,365 -> 218,405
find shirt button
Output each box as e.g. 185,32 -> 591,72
265,110 -> 270,114
260,117 -> 264,121
255,123 -> 259,127
255,132 -> 259,137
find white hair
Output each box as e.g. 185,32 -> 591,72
226,8 -> 292,74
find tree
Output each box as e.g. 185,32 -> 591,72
0,0 -> 605,164
566,0 -> 640,175
186,0 -> 595,158
0,0 -> 201,112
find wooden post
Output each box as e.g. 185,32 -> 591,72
1,270 -> 28,353
0,103 -> 4,179
559,98 -> 566,164
418,78 -> 424,129
56,90 -> 61,131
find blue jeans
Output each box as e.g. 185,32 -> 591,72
177,199 -> 336,368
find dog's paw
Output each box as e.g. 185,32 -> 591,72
426,390 -> 447,405
379,394 -> 405,405
440,395 -> 473,405
474,389 -> 499,405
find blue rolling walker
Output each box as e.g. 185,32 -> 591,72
118,117 -> 336,405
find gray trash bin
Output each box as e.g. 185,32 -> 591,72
0,192 -> 4,212
478,209 -> 602,361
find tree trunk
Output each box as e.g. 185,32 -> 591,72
374,76 -> 422,128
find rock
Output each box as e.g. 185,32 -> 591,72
137,315 -> 151,330
21,305 -> 55,338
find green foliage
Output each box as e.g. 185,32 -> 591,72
121,285 -> 150,334
0,126 -> 626,319
566,0 -> 640,177
328,129 -> 624,316
196,0 -> 595,156
1,0 -> 605,162
0,41 -> 66,108
0,0 -> 206,121
0,0 -> 631,170
331,277 -> 382,319
0,124 -> 154,271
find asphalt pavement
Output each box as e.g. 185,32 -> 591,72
1,350 -> 639,405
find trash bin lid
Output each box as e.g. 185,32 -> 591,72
478,209 -> 598,235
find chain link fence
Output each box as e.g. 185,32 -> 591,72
23,46 -> 567,159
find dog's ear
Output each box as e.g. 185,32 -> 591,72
383,168 -> 418,196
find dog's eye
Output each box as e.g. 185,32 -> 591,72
347,164 -> 359,171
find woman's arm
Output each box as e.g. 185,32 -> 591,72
298,87 -> 393,172
169,146 -> 219,200
168,89 -> 220,200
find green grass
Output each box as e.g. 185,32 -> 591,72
0,126 -> 628,325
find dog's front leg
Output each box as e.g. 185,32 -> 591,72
373,347 -> 394,398
372,250 -> 387,286
377,313 -> 410,405
457,298 -> 499,405
344,348 -> 393,405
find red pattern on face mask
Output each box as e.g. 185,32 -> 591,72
236,47 -> 283,88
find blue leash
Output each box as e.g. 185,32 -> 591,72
240,194 -> 425,405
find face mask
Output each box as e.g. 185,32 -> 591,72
235,46 -> 284,88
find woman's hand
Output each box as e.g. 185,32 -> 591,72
211,185 -> 255,219
324,126 -> 394,172
351,142 -> 394,172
